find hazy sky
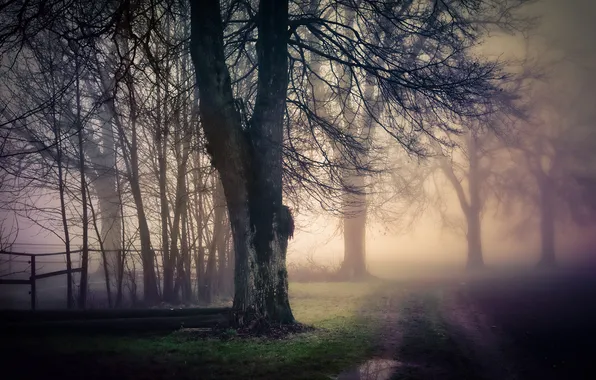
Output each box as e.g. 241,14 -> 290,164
5,0 -> 596,269
288,0 -> 596,267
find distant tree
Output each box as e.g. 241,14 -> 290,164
300,0 -> 534,277
500,79 -> 596,268
430,126 -> 515,268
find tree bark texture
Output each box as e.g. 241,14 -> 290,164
190,0 -> 294,325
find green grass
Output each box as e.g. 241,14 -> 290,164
6,282 -> 386,380
5,281 -> 489,380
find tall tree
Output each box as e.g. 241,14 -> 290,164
190,0 -> 295,325
189,0 -> 531,324
0,0 -> 535,319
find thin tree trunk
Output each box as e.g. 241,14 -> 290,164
52,85 -> 73,309
214,178 -> 227,296
157,131 -> 173,301
115,172 -> 126,307
204,237 -> 217,304
188,184 -> 199,301
205,177 -> 224,303
96,45 -> 158,304
466,208 -> 483,268
127,105 -> 160,305
188,205 -> 197,301
225,224 -> 234,297
153,252 -> 162,298
75,57 -> 89,309
538,175 -> 556,267
196,186 -> 206,302
118,4 -> 159,305
171,163 -> 191,302
179,196 -> 191,302
86,182 -> 113,308
217,212 -> 230,296
89,55 -> 123,291
466,132 -> 484,269
167,125 -> 191,303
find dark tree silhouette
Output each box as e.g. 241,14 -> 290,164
1,0 -> 534,322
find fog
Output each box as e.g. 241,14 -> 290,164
4,0 -> 596,269
286,0 -> 596,271
1,0 -> 596,314
3,2 -> 596,380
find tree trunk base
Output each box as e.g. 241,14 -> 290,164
231,308 -> 300,331
335,266 -> 378,282
466,259 -> 485,270
229,316 -> 312,338
536,258 -> 557,269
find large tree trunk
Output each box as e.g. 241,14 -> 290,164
340,173 -> 368,279
190,0 -> 294,326
338,73 -> 380,280
178,198 -> 192,303
336,3 -> 436,278
466,207 -> 483,268
306,1 -> 366,280
538,175 -> 556,267
335,8 -> 369,280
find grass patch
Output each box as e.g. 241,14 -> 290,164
3,282 -> 384,380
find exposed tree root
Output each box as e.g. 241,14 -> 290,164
178,320 -> 314,341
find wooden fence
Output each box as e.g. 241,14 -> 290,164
0,250 -> 83,310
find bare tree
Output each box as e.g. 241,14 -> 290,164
1,0 -> 535,321
189,0 -> 533,324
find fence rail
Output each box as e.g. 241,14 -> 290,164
0,250 -> 83,310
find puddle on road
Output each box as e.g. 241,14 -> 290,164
335,358 -> 403,380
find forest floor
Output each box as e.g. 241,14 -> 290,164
1,269 -> 595,380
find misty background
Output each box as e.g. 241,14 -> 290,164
2,0 -> 595,270
1,0 -> 595,313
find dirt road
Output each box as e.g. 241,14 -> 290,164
374,271 -> 596,380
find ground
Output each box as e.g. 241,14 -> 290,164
1,268 -> 595,379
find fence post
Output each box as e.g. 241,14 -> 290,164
30,255 -> 36,311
